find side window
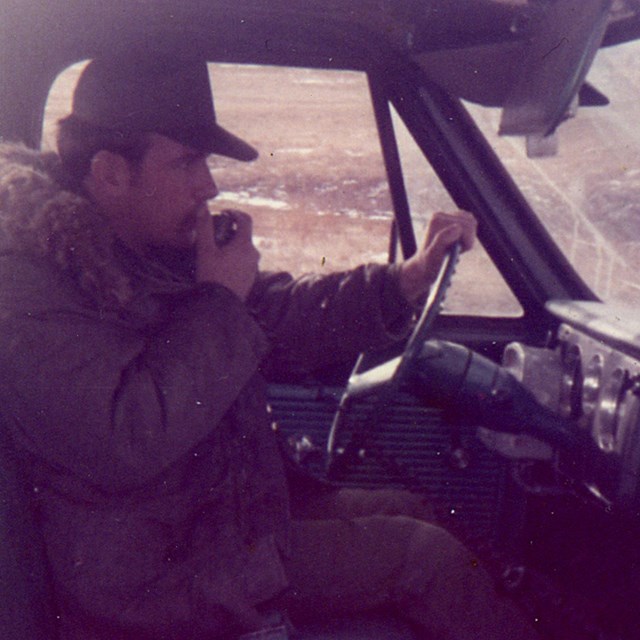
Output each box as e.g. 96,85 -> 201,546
391,107 -> 523,317
208,64 -> 394,276
42,61 -> 86,151
43,60 -> 520,319
43,63 -> 394,278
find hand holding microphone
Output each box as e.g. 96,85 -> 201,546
195,208 -> 260,301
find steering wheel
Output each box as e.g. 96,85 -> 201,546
326,242 -> 462,475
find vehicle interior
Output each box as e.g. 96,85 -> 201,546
3,1 -> 640,638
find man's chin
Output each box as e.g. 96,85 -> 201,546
176,233 -> 197,249
146,243 -> 197,277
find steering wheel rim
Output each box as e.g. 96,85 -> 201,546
326,242 -> 461,475
392,241 -> 461,381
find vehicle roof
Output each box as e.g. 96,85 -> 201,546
1,0 -> 639,146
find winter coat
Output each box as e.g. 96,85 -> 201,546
0,144 -> 413,639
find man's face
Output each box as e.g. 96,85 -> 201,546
122,133 -> 219,249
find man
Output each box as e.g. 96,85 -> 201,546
0,58 -> 538,639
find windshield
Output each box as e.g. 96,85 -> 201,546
466,38 -> 640,311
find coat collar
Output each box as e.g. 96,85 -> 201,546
0,143 -> 193,309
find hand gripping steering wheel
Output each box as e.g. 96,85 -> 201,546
326,242 -> 462,475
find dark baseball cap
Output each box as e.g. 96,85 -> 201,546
71,57 -> 258,161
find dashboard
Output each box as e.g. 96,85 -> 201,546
496,300 -> 640,510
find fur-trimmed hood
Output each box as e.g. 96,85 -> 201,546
0,143 -> 185,308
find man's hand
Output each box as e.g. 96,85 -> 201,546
195,208 -> 260,301
397,210 -> 477,304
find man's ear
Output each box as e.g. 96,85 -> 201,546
88,150 -> 132,196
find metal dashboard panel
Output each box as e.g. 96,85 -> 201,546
267,384 -> 518,545
507,300 -> 640,508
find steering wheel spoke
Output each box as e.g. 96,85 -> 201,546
326,242 -> 462,474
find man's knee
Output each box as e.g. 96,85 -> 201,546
285,515 -> 449,604
391,517 -> 482,594
343,488 -> 434,520
291,487 -> 433,521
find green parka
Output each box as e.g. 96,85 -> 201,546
0,144 -> 413,639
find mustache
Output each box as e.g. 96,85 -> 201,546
179,204 -> 209,232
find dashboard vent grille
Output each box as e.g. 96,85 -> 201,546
268,384 -> 519,545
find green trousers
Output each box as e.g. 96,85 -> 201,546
282,489 -> 540,640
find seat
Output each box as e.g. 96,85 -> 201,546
0,427 -> 59,640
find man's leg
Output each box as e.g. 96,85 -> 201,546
282,516 -> 541,640
290,485 -> 434,521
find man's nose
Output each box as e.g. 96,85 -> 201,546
195,161 -> 219,200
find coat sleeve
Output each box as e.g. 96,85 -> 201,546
247,263 -> 415,375
0,255 -> 268,492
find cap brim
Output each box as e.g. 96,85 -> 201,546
172,124 -> 258,161
209,125 -> 259,162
